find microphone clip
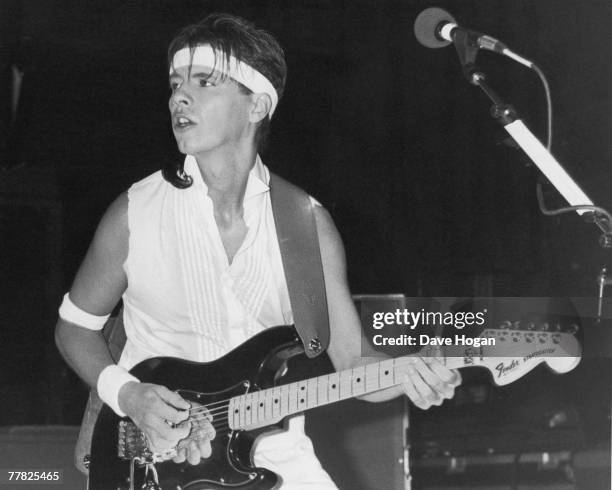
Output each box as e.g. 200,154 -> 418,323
452,29 -> 481,81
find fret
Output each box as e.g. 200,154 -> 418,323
307,378 -> 318,409
244,392 -> 253,426
379,359 -> 395,388
393,358 -> 410,382
351,365 -> 366,396
328,372 -> 340,402
252,392 -> 259,425
272,386 -> 281,418
392,358 -> 402,385
265,386 -> 273,420
256,390 -> 265,423
251,391 -> 260,425
238,393 -> 246,429
229,397 -> 238,429
339,370 -> 352,399
297,380 -> 308,411
288,382 -> 298,413
317,374 -> 329,405
365,363 -> 381,392
280,384 -> 290,417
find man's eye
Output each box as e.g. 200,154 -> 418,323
169,82 -> 179,91
199,79 -> 215,87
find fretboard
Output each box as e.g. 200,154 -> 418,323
226,346 -> 482,430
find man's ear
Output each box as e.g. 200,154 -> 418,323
249,93 -> 272,123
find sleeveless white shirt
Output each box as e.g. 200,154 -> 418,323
119,155 -> 294,370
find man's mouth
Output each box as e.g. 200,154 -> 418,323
174,115 -> 196,129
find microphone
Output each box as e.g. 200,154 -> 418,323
414,7 -> 506,52
414,7 -> 532,67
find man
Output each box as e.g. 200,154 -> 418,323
55,13 -> 460,488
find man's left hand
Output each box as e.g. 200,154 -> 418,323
401,356 -> 461,409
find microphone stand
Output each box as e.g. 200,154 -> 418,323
451,33 -> 612,323
467,70 -> 612,244
470,71 -> 612,321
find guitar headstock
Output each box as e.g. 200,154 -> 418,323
476,324 -> 581,386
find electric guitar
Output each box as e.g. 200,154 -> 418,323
88,325 -> 581,490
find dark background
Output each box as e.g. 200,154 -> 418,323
0,1 -> 611,482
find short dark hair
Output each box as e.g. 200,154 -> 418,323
163,13 -> 287,188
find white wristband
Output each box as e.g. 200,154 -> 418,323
97,364 -> 140,417
58,293 -> 110,330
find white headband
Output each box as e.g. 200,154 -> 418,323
170,45 -> 279,116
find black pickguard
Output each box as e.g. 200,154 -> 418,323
88,326 -> 304,490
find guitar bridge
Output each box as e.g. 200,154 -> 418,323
118,420 -> 152,461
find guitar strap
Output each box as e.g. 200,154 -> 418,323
269,172 -> 330,357
74,170 -> 330,473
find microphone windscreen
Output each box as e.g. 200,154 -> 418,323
414,7 -> 457,49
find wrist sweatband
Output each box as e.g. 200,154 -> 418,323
170,45 -> 279,116
97,364 -> 140,417
58,293 -> 110,330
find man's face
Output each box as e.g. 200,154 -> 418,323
168,63 -> 253,157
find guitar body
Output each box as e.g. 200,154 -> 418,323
89,326 -> 304,490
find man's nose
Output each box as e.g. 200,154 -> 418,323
170,86 -> 191,106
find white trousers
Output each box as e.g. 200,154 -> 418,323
253,415 -> 338,489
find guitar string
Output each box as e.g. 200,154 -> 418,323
187,412 -> 291,430
183,354 -> 436,420
188,391 -> 296,417
187,362 -> 444,427
132,360 -> 406,443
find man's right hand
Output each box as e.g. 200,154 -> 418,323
118,382 -> 214,464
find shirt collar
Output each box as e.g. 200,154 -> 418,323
183,154 -> 270,201
245,155 -> 270,200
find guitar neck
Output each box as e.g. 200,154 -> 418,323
227,345 -> 482,430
